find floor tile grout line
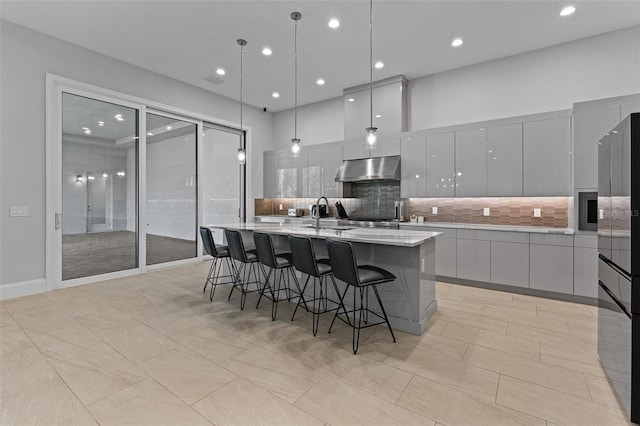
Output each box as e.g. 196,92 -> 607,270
494,374 -> 552,425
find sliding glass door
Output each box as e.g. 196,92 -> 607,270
145,112 -> 197,265
61,92 -> 138,280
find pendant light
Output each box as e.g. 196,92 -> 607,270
365,0 -> 377,149
237,38 -> 247,164
290,11 -> 302,157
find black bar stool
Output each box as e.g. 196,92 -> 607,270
199,227 -> 234,302
288,235 -> 341,336
253,232 -> 307,321
326,238 -> 397,354
223,229 -> 262,310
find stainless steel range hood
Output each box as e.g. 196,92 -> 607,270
335,155 -> 400,182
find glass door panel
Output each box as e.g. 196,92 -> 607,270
202,124 -> 242,246
61,93 -> 138,280
146,112 -> 197,264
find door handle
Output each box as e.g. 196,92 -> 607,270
55,213 -> 61,230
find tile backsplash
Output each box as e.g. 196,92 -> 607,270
256,195 -> 571,228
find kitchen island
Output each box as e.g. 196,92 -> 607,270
209,222 -> 440,335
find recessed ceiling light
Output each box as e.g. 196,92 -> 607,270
82,127 -> 89,130
216,68 -> 226,76
560,5 -> 575,16
451,38 -> 463,47
166,125 -> 172,130
374,61 -> 384,69
97,121 -> 105,126
316,79 -> 325,86
272,92 -> 280,98
375,114 -> 382,118
102,173 -> 108,178
147,132 -> 153,136
262,47 -> 272,56
328,18 -> 340,29
348,98 -> 355,102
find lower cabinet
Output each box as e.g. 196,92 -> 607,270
456,239 -> 490,282
435,237 -> 457,278
529,239 -> 574,294
573,234 -> 598,298
490,241 -> 529,288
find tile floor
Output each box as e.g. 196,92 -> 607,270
0,262 -> 631,426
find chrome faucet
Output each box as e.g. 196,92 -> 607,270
315,196 -> 328,231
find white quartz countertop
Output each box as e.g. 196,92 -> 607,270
255,215 -> 574,234
208,222 -> 440,247
399,221 -> 574,235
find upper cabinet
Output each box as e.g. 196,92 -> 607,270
487,123 -> 523,196
573,104 -> 620,190
523,117 -> 571,196
400,135 -> 427,197
263,151 -> 278,198
343,137 -> 400,160
344,76 -> 407,141
455,128 -> 487,197
427,132 -> 455,197
263,143 -> 344,199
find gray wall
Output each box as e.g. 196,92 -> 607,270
0,20 -> 274,285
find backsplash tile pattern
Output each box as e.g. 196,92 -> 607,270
406,197 -> 570,228
256,196 -> 571,228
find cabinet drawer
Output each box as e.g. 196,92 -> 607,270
529,234 -> 573,246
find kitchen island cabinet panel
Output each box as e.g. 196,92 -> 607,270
490,241 -> 529,288
427,132 -> 455,197
487,123 -> 523,196
456,238 -> 490,282
400,135 -> 427,197
455,128 -> 487,197
523,117 -> 571,196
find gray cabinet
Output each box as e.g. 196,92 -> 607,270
322,142 -> 344,198
523,117 -> 571,196
529,234 -> 574,294
263,151 -> 278,198
370,137 -> 401,157
456,238 -> 490,282
400,135 -> 427,197
343,141 -> 370,160
491,241 -> 529,288
573,104 -> 620,190
277,150 -> 304,198
427,132 -> 455,197
455,128 -> 487,196
487,123 -> 523,196
302,146 -> 324,198
343,138 -> 400,161
573,235 -> 598,298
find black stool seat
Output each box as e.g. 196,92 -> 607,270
224,229 -> 263,310
354,265 -> 396,285
199,227 -> 235,302
289,235 -> 341,336
326,238 -> 397,354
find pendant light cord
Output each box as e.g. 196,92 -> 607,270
294,15 -> 298,139
240,41 -> 244,145
369,0 -> 373,129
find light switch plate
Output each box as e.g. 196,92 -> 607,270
10,206 -> 29,217
483,207 -> 490,217
278,204 -> 283,211
432,207 -> 438,215
533,208 -> 542,218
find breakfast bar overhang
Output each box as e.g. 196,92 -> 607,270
210,223 -> 440,335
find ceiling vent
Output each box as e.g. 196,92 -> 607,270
203,74 -> 224,85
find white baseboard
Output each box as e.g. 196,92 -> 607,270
0,278 -> 47,300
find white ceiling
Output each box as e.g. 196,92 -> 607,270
3,1 -> 640,112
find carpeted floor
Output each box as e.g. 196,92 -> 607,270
62,231 -> 196,280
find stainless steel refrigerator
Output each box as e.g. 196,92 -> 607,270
598,112 -> 639,423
